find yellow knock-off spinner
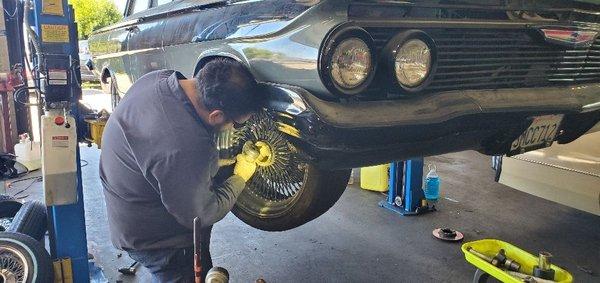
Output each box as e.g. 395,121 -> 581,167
241,141 -> 275,167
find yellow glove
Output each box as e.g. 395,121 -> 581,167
233,153 -> 257,182
218,158 -> 236,167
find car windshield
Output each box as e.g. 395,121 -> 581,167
232,0 -> 321,5
354,0 -> 600,4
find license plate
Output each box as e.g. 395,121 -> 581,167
508,114 -> 563,156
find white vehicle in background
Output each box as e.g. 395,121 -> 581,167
495,125 -> 600,216
78,40 -> 96,82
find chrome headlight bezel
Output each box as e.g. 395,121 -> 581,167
383,30 -> 437,93
319,24 -> 377,96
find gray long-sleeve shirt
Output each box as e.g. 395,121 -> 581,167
99,70 -> 245,251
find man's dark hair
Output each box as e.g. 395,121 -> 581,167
195,58 -> 264,119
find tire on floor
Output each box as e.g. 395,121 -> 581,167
8,201 -> 48,241
0,194 -> 23,218
0,231 -> 53,282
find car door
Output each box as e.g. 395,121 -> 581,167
125,0 -> 174,83
495,129 -> 600,216
88,1 -> 133,95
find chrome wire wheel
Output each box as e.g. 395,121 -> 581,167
233,112 -> 307,218
228,112 -> 351,231
0,246 -> 28,283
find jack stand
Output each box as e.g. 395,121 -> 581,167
379,158 -> 436,216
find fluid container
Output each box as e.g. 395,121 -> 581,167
360,164 -> 389,192
14,133 -> 41,171
424,163 -> 440,201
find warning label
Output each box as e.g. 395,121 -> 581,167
41,24 -> 69,43
48,69 -> 68,85
49,69 -> 67,80
42,0 -> 64,16
52,136 -> 69,148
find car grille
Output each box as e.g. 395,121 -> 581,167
366,28 -> 600,94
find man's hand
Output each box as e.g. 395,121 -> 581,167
233,154 -> 257,182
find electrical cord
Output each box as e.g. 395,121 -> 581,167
69,58 -> 82,87
3,0 -> 18,19
5,158 -> 88,199
3,155 -> 92,201
6,175 -> 41,199
23,0 -> 44,72
22,51 -> 44,108
13,86 -> 40,106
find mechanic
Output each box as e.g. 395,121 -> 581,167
99,58 -> 265,282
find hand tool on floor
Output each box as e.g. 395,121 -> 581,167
194,217 -> 203,283
118,261 -> 138,275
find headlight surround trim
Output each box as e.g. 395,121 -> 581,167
319,24 -> 377,96
383,30 -> 438,93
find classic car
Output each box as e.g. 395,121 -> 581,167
494,124 -> 600,216
89,0 -> 600,231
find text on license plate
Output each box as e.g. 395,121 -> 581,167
510,114 -> 564,153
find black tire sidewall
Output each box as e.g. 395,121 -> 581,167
110,77 -> 121,110
0,194 -> 22,218
232,166 -> 350,231
8,201 -> 48,241
0,231 -> 53,283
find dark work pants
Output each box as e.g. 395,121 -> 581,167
127,226 -> 213,283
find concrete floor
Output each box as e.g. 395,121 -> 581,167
5,147 -> 599,282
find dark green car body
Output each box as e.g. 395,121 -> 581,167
89,0 -> 600,169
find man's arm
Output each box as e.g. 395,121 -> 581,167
148,145 -> 246,229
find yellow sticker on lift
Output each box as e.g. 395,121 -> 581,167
42,0 -> 64,16
41,24 -> 70,43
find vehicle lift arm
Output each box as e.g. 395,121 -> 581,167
16,0 -> 91,281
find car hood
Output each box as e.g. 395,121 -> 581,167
354,0 -> 600,9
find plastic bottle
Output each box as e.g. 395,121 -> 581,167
14,133 -> 42,171
424,163 -> 440,202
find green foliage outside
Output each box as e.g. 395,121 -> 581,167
70,0 -> 122,40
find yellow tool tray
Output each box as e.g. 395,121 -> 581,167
461,239 -> 573,283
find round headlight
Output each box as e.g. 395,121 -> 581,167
330,38 -> 372,90
394,39 -> 432,87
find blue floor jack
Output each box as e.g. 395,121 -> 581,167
379,158 -> 436,216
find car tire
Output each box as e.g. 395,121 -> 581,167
110,76 -> 121,111
0,194 -> 22,218
0,195 -> 22,232
232,166 -> 350,231
229,112 -> 351,231
0,231 -> 53,283
8,201 -> 47,241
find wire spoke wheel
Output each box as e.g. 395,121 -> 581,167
232,112 -> 307,217
0,246 -> 28,283
230,112 -> 351,231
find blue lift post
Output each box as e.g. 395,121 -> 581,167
28,0 -> 91,281
379,158 -> 435,216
